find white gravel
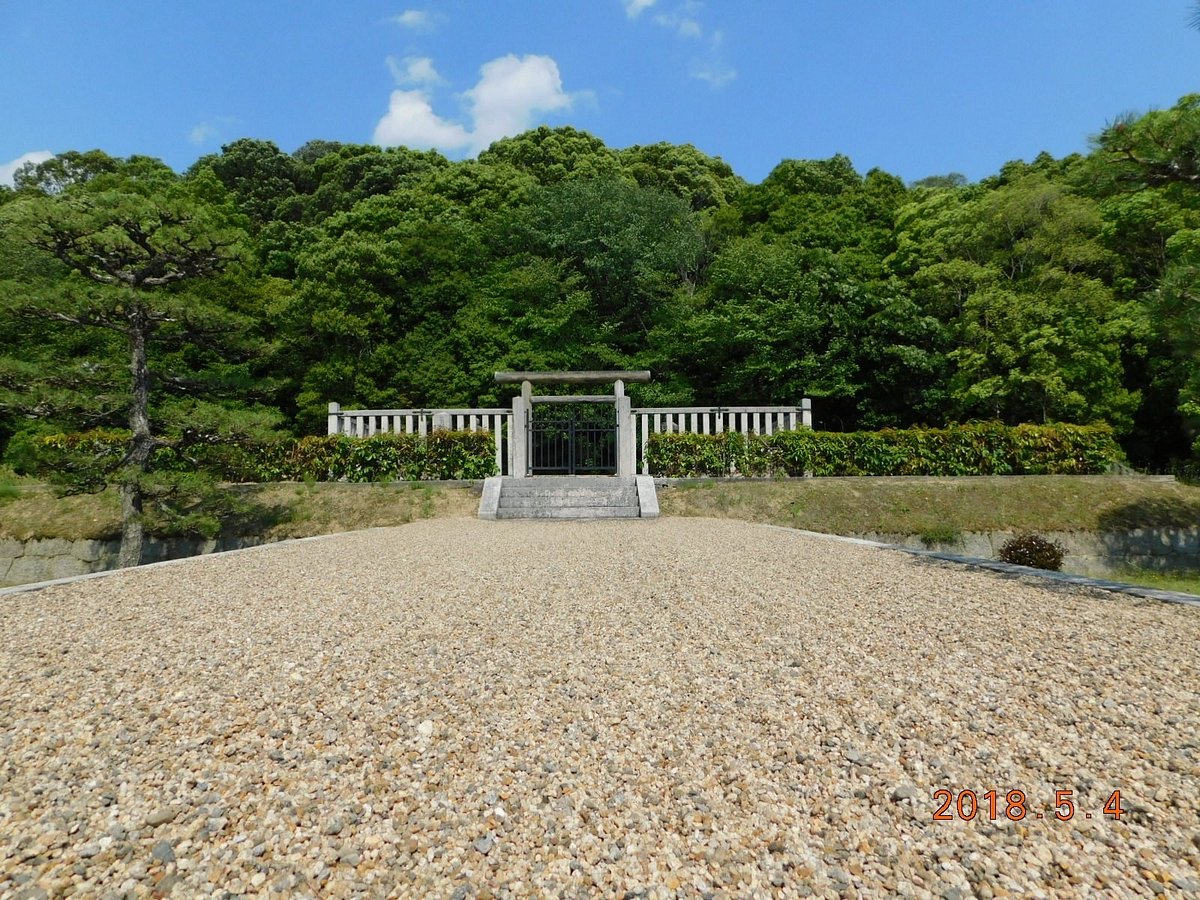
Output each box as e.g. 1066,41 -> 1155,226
1,517 -> 1198,899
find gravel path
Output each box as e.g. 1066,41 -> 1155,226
1,517 -> 1198,899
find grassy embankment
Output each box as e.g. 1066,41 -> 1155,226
0,473 -> 479,542
658,475 -> 1200,593
3,471 -> 1200,591
1111,569 -> 1200,593
656,475 -> 1200,535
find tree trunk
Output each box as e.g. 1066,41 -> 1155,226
116,479 -> 145,569
117,302 -> 154,568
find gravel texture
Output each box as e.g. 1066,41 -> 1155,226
1,517 -> 1198,899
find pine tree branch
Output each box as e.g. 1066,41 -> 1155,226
13,306 -> 130,333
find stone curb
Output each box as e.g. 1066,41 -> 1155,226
477,476 -> 502,520
765,526 -> 1200,608
0,530 -> 391,598
635,476 -> 660,518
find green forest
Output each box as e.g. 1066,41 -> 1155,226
2,93 -> 1199,474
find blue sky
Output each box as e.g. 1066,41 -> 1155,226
2,1 -> 1199,187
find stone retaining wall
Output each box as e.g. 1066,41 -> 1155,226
0,536 -> 264,588
860,529 -> 1200,578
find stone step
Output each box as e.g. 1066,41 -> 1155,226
500,485 -> 636,496
479,475 -> 656,520
499,487 -> 638,494
504,478 -> 633,490
498,492 -> 638,508
494,506 -> 642,519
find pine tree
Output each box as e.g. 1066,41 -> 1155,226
0,154 -> 280,567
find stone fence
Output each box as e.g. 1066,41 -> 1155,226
633,404 -> 812,475
326,399 -> 814,478
326,404 -> 509,473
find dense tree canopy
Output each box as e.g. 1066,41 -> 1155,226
5,101 -> 1200,472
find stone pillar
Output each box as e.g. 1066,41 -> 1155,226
327,402 -> 341,436
801,398 -> 813,429
432,412 -> 450,431
510,383 -> 532,478
616,395 -> 634,478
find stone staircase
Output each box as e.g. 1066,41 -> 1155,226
479,476 -> 659,520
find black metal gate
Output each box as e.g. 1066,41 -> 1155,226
528,402 -> 617,475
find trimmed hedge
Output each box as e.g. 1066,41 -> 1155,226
645,423 -> 1123,478
13,430 -> 498,483
213,431 -> 499,482
13,422 -> 1122,481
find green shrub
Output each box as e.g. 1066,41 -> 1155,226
3,425 -> 62,476
738,432 -> 775,477
262,435 -> 359,482
646,422 -> 1122,478
347,433 -> 426,482
426,429 -> 497,480
998,533 -> 1066,570
256,431 -> 496,481
12,429 -> 498,484
919,525 -> 962,547
0,474 -> 18,502
645,431 -> 742,477
1173,458 -> 1200,486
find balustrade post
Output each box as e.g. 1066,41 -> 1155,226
327,402 -> 341,436
494,416 -> 505,474
616,395 -> 634,477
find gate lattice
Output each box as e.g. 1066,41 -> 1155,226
528,403 -> 617,475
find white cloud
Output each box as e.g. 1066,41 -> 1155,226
387,55 -> 443,86
623,0 -> 658,17
689,57 -> 736,87
626,1 -> 736,86
653,10 -> 701,38
187,117 -> 235,146
392,9 -> 433,31
0,150 -> 53,187
464,55 -> 573,152
690,30 -> 736,86
373,54 -> 576,155
189,123 -> 216,145
373,90 -> 471,150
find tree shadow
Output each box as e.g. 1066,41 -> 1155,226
1095,498 -> 1200,573
1096,497 -> 1200,531
139,484 -> 300,565
217,483 -> 298,537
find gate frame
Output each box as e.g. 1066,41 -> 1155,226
495,371 -> 651,478
527,396 -> 619,475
